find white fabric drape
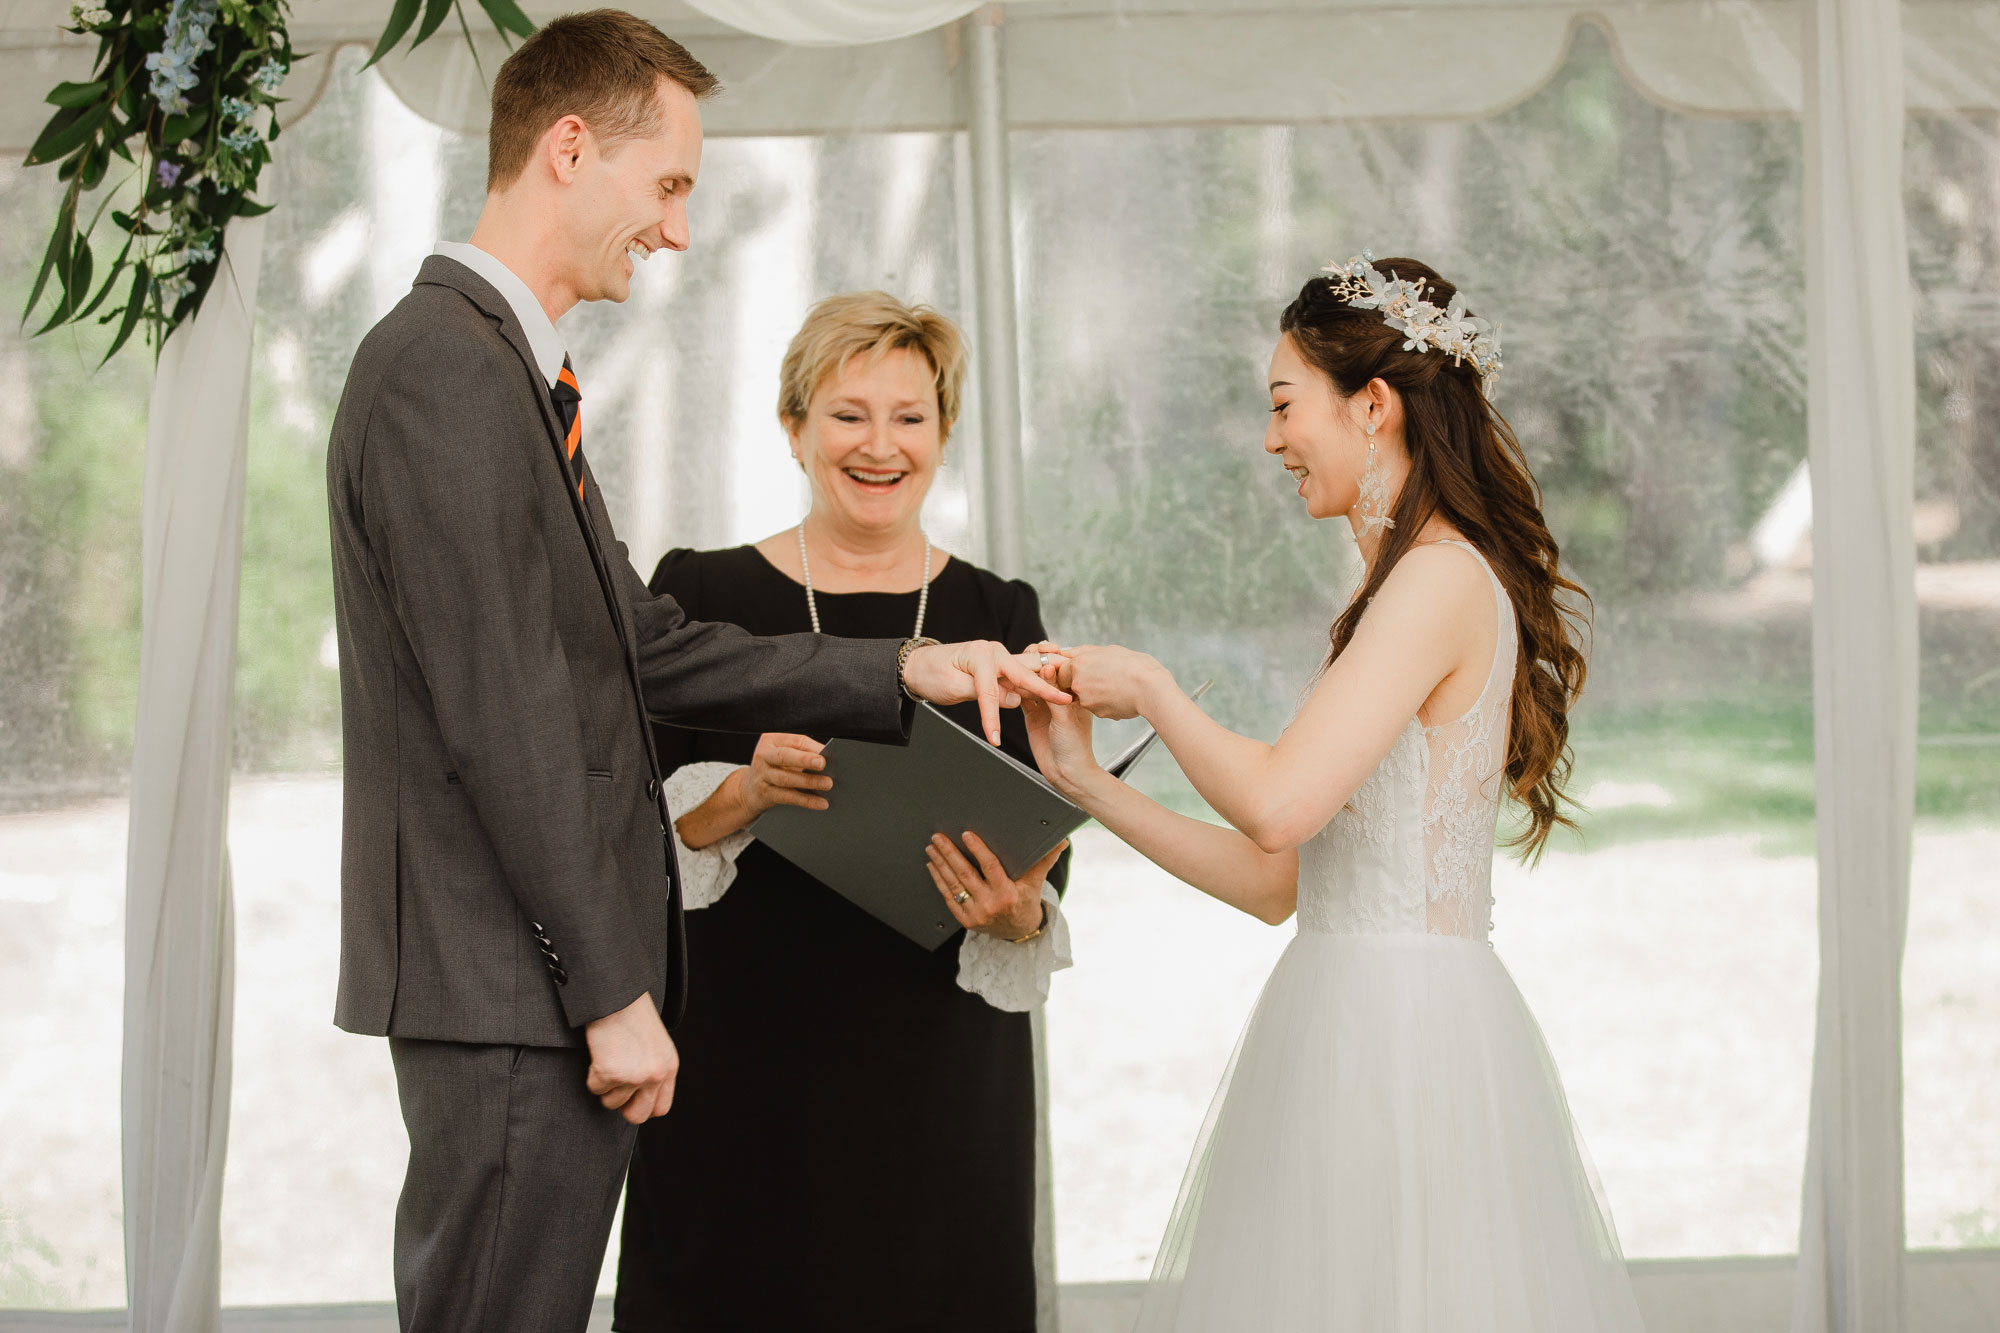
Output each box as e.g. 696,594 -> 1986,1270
1792,0 -> 1918,1327
677,0 -> 984,45
121,214 -> 268,1332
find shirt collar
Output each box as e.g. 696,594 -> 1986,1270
432,241 -> 568,389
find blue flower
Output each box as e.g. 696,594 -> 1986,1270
156,160 -> 184,189
145,0 -> 219,117
252,58 -> 289,95
157,272 -> 195,307
221,96 -> 257,124
221,125 -> 262,154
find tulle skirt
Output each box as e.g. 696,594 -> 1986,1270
1136,932 -> 1647,1333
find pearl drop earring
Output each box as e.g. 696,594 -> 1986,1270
1357,416 -> 1395,538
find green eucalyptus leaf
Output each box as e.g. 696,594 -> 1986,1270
78,144 -> 109,190
25,103 -> 97,166
46,80 -> 107,108
24,202 -> 76,325
102,265 -> 150,366
34,277 -> 81,336
364,0 -> 422,68
161,109 -> 208,143
63,233 -> 96,313
413,0 -> 457,48
476,0 -> 536,39
73,241 -> 131,322
235,198 -> 276,217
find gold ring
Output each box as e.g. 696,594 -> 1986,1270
953,890 -> 971,905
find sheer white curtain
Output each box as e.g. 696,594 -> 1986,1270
1795,0 -> 1918,1329
121,214 -> 269,1331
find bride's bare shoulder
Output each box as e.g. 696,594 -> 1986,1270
1376,541 -> 1491,609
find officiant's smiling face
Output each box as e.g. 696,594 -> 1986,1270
790,347 -> 945,539
1265,333 -> 1382,522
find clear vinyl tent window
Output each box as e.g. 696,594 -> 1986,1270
0,158 -> 151,1310
1901,82 -> 2000,1255
1026,22 -> 1823,1272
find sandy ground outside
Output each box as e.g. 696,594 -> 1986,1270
1,777 -> 1994,1308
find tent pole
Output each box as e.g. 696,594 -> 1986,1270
967,19 -> 1057,1332
967,2 -> 1025,579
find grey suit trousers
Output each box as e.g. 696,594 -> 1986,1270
390,1038 -> 636,1333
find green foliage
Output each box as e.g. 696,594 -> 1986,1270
23,0 -> 537,365
232,367 -> 337,770
0,1212 -> 84,1308
22,0 -> 297,362
1948,1208 -> 2000,1248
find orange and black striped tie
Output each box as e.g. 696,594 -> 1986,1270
551,354 -> 585,501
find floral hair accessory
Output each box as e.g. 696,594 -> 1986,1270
1320,252 -> 1503,396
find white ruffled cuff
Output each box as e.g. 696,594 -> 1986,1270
955,881 -> 1073,1012
663,762 -> 754,909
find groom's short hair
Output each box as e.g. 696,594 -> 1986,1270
488,9 -> 720,193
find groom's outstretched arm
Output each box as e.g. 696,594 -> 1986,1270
609,550 -> 1069,746
610,546 -> 912,742
358,343 -> 651,1031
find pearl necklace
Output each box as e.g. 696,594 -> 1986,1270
797,523 -> 932,638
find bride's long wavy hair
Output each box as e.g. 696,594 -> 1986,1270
1279,259 -> 1590,859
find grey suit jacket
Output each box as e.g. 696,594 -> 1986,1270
327,255 -> 910,1047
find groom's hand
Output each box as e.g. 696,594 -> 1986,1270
903,640 -> 1072,746
584,992 -> 679,1124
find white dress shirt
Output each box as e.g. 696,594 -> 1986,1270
432,241 -> 567,389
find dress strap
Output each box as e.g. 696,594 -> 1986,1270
1415,539 -> 1516,724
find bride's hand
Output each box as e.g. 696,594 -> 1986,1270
1048,644 -> 1173,721
1021,695 -> 1100,800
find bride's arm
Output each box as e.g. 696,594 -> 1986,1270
1067,546 -> 1489,855
1024,700 -> 1298,924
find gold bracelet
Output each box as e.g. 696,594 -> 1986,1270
1009,901 -> 1049,945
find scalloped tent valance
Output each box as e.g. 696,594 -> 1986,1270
1,0 -> 1995,152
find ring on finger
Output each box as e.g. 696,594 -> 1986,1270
953,889 -> 971,905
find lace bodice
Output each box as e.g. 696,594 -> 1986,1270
1295,541 -> 1518,942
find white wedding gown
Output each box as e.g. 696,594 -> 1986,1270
1135,541 -> 1647,1332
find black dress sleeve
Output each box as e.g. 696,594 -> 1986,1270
647,549 -> 704,777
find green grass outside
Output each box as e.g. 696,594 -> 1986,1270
1132,699 -> 2000,858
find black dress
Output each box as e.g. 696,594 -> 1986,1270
614,544 -> 1067,1333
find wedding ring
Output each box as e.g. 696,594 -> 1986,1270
953,890 -> 971,905
1038,652 -> 1052,667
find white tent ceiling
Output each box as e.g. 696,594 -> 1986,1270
1,0 -> 1995,152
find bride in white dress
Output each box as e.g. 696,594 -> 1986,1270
1021,256 -> 1647,1331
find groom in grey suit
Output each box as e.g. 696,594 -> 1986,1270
325,12 -> 1063,1331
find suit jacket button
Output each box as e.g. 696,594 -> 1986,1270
551,966 -> 569,986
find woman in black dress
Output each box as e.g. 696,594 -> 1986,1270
614,293 -> 1072,1333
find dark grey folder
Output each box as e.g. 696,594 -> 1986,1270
749,685 -> 1208,949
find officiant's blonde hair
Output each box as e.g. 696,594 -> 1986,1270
778,293 -> 968,437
